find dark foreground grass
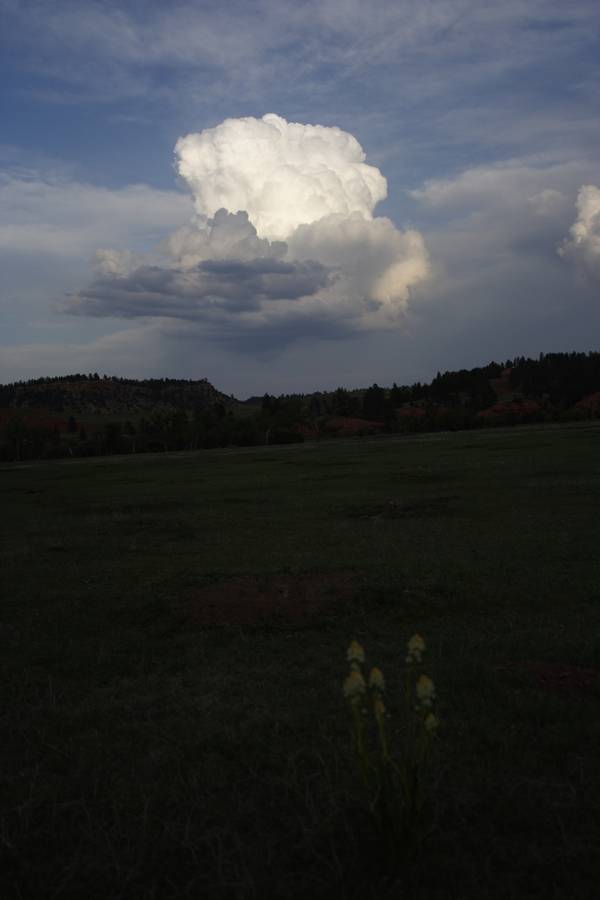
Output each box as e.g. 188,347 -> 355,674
1,423 -> 600,899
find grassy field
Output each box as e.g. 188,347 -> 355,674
1,422 -> 599,899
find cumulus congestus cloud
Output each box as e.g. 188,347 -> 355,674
66,114 -> 430,348
175,113 -> 388,240
559,185 -> 600,278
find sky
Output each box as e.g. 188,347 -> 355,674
1,0 -> 600,398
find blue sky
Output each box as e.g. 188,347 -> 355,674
1,0 -> 600,396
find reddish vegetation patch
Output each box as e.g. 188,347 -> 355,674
397,405 -> 426,419
489,366 -> 514,398
576,392 -> 600,413
0,409 -> 23,426
478,399 -> 542,420
296,422 -> 320,439
182,572 -> 360,626
0,409 -> 68,430
325,416 -> 385,436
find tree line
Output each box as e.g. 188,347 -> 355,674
1,352 -> 599,461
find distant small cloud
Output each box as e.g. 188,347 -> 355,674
404,158 -> 600,371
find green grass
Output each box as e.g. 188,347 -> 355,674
1,422 -> 600,898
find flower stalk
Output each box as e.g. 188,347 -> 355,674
342,634 -> 440,867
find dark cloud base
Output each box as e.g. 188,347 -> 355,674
65,256 -> 334,326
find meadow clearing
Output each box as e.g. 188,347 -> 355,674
1,422 -> 599,899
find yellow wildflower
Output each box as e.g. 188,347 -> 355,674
369,667 -> 385,692
415,674 -> 436,707
346,640 -> 365,666
343,669 -> 367,700
406,633 -> 426,664
409,634 -> 425,654
424,712 -> 439,733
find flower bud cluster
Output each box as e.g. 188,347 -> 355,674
424,712 -> 439,733
405,633 -> 426,664
343,635 -> 439,735
368,667 -> 385,692
347,639 -> 365,672
415,674 -> 436,708
343,669 -> 367,701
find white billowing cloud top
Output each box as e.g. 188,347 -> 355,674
68,114 -> 429,346
175,113 -> 388,241
559,184 -> 600,276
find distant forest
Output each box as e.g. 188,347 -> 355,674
1,352 -> 599,461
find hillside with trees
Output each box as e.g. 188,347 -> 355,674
0,373 -> 234,417
1,352 -> 599,461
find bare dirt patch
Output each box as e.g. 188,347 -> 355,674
182,572 -> 361,626
345,496 -> 455,520
497,661 -> 600,695
523,661 -> 600,694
